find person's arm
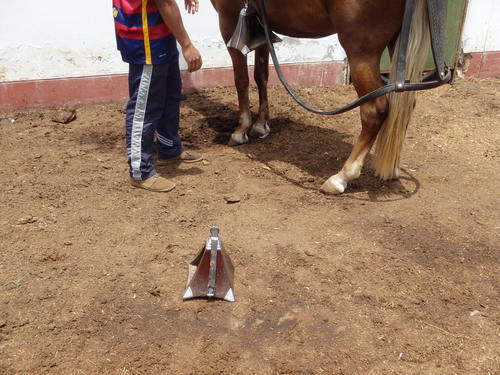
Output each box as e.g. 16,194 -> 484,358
154,0 -> 202,72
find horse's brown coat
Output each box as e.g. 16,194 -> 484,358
210,0 -> 424,193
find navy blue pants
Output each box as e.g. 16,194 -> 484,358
126,58 -> 183,180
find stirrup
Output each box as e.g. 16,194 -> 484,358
182,226 -> 235,302
227,4 -> 282,55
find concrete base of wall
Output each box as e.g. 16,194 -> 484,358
0,61 -> 345,113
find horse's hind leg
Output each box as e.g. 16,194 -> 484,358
321,55 -> 388,194
249,44 -> 271,139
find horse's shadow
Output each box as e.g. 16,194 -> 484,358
184,89 -> 420,202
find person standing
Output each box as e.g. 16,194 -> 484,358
113,0 -> 203,192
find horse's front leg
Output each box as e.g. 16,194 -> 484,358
321,55 -> 388,194
248,45 -> 271,139
227,48 -> 252,146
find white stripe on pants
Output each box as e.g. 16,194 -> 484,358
130,65 -> 153,180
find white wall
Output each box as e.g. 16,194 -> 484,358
1,0 -> 498,83
0,0 -> 344,82
461,0 -> 500,53
0,1 -> 123,82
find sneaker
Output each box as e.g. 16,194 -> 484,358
157,150 -> 203,166
130,174 -> 176,192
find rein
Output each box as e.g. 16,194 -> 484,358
255,0 -> 452,116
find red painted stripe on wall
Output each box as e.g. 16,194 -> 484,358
0,75 -> 129,113
0,61 -> 344,113
465,51 -> 500,78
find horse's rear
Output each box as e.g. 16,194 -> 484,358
211,0 -> 431,194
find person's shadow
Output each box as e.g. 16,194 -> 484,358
182,89 -> 420,202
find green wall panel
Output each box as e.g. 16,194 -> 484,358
380,0 -> 468,72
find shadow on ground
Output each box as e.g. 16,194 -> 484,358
184,90 -> 419,201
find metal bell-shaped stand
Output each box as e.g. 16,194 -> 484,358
182,226 -> 235,302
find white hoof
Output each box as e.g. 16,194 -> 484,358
320,175 -> 347,195
228,132 -> 249,146
249,122 -> 270,139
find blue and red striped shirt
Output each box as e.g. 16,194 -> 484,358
113,0 -> 178,65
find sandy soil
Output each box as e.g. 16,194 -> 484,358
0,78 -> 499,375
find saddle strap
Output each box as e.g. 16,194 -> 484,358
427,0 -> 448,80
395,0 -> 417,91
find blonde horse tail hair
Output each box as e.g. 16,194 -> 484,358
372,0 -> 431,180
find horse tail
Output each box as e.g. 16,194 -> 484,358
372,0 -> 431,180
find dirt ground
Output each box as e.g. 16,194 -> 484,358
0,77 -> 499,375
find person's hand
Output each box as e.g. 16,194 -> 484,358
182,43 -> 202,72
184,0 -> 199,14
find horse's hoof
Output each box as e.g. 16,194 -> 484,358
320,176 -> 347,195
228,132 -> 249,146
249,122 -> 270,139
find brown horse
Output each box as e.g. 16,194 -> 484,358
210,0 -> 431,194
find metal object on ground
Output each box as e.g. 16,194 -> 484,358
182,226 -> 235,302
